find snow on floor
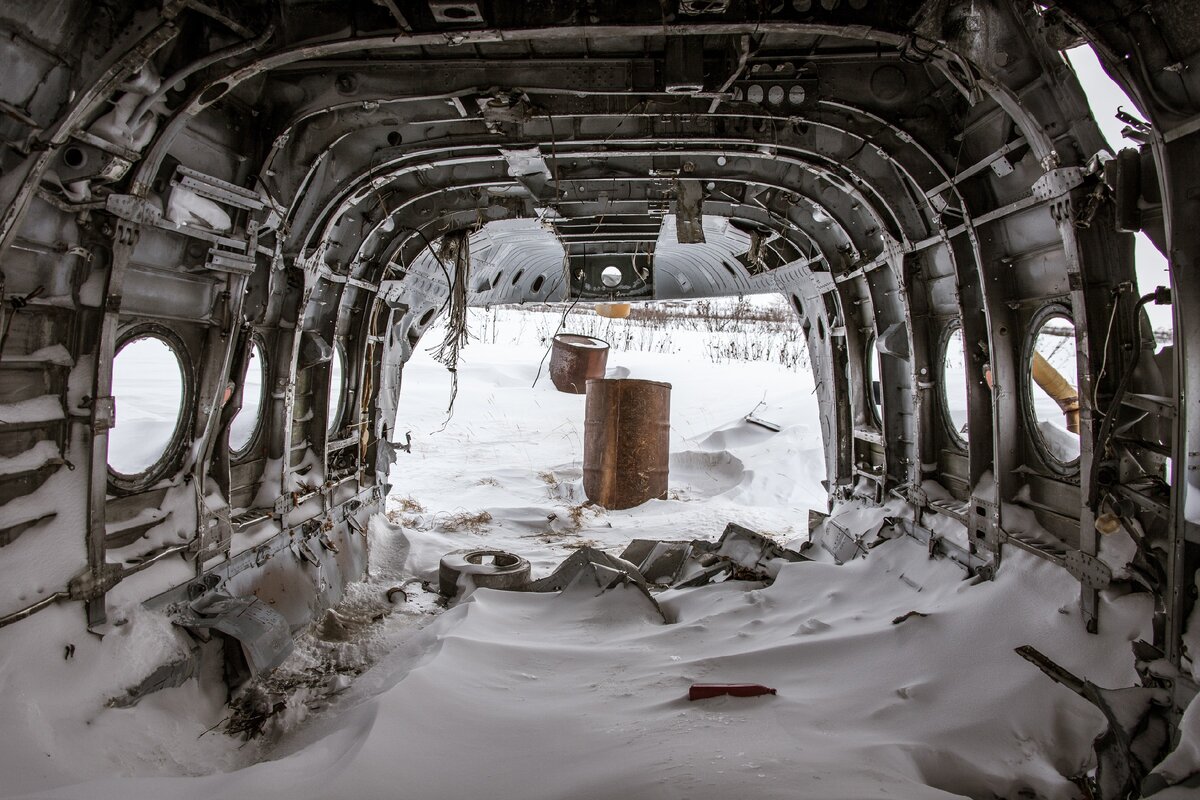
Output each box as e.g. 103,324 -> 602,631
389,304 -> 826,579
0,301 -> 1163,799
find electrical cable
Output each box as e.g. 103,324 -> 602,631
531,250 -> 580,388
1092,285 -> 1125,413
0,282 -> 46,368
1088,287 -> 1170,512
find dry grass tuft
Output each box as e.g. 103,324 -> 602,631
395,496 -> 425,513
439,510 -> 494,533
567,502 -> 592,529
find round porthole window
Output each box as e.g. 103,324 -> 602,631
109,332 -> 187,481
865,337 -> 882,425
600,265 -> 623,287
1027,308 -> 1081,469
941,325 -> 969,445
328,342 -> 345,434
229,340 -> 266,454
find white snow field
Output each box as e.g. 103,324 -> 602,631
0,300 -> 1175,799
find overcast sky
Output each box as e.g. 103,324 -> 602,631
1065,45 -> 1173,333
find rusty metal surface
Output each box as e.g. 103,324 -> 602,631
583,378 -> 671,509
549,333 -> 609,394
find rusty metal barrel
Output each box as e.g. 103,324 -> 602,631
583,378 -> 671,509
549,333 -> 609,394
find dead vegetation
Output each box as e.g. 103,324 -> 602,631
394,496 -> 425,513
473,298 -> 810,370
566,502 -> 592,529
388,501 -> 495,534
438,510 -> 494,533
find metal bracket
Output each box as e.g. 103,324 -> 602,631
68,562 -> 123,602
205,248 -> 256,275
1031,167 -> 1085,202
1064,549 -> 1114,590
273,492 -> 295,515
106,194 -> 164,225
172,165 -> 265,211
89,395 -> 116,433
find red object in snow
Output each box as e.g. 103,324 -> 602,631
688,683 -> 777,701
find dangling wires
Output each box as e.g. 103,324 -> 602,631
430,231 -> 471,419
0,276 -> 46,367
1088,285 -> 1172,512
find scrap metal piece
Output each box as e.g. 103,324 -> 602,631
551,548 -> 666,623
660,523 -> 808,589
619,539 -> 695,585
744,414 -> 781,432
177,594 -> 294,686
526,547 -> 649,593
107,655 -> 197,708
1016,645 -> 1172,800
671,558 -> 734,589
710,522 -> 808,580
816,516 -> 878,564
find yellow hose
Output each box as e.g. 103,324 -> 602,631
1032,352 -> 1080,433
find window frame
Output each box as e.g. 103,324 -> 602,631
107,324 -> 194,493
1022,303 -> 1082,476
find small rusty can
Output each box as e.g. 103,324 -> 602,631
583,378 -> 671,510
549,333 -> 609,394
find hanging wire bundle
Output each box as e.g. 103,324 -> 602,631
430,231 -> 471,416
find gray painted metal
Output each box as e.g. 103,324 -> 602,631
0,3 -> 1197,767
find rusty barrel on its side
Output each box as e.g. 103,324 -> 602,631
549,333 -> 609,394
583,378 -> 671,510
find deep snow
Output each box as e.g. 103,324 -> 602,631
0,300 -> 1180,800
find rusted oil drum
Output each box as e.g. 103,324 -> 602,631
583,378 -> 671,510
549,333 -> 609,394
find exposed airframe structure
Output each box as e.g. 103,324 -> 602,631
0,0 -> 1197,782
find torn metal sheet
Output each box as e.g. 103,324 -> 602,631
107,654 -> 197,708
501,147 -> 551,178
618,539 -> 696,585
671,557 -> 735,589
708,522 -> 808,580
525,546 -> 650,593
815,515 -> 888,565
177,594 -> 294,684
624,523 -> 809,590
542,547 -> 666,622
1016,645 -> 1172,800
